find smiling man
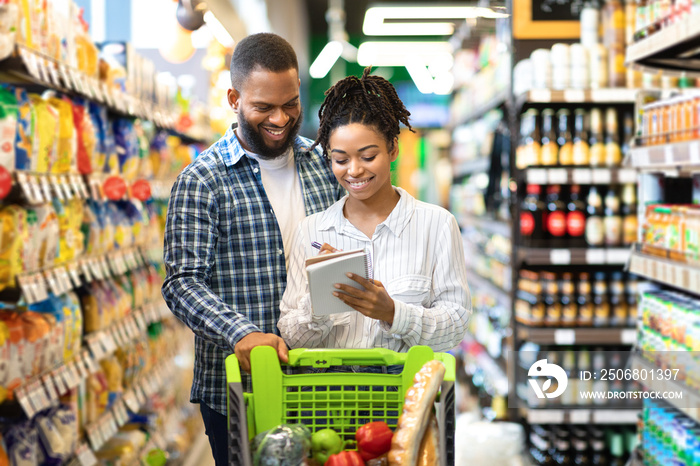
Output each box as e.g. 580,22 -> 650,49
162,33 -> 343,466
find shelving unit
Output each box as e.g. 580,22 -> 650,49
625,12 -> 700,72
516,247 -> 632,266
466,269 -> 511,307
628,250 -> 700,294
462,213 -> 512,239
628,139 -> 700,171
516,326 -> 637,346
515,88 -> 638,106
520,407 -> 639,425
522,167 -> 638,185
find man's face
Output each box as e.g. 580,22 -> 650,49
228,68 -> 302,159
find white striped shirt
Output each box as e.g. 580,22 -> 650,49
278,187 -> 471,351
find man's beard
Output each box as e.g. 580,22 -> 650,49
236,108 -> 303,160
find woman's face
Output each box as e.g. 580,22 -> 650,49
328,123 -> 398,202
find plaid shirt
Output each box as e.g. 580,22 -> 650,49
162,126 -> 342,415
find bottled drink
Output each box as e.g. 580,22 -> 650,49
557,108 -> 574,165
590,431 -> 609,465
546,185 -> 568,247
604,108 -> 622,166
610,271 -> 628,326
620,111 -> 634,159
572,109 -> 590,165
593,272 -> 611,327
554,431 -> 573,465
517,109 -> 541,169
608,432 -> 626,466
621,183 -> 638,245
521,184 -> 546,247
585,186 -> 605,247
589,108 -> 605,166
561,273 -> 578,325
541,109 -> 559,165
604,187 -> 622,247
530,425 -> 555,466
567,184 -> 588,248
577,272 -> 594,326
543,272 -> 562,326
572,435 -> 591,465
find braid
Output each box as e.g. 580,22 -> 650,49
310,67 -> 414,158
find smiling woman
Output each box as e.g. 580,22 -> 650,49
277,67 -> 472,352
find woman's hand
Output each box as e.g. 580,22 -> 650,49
332,273 -> 395,324
318,243 -> 339,255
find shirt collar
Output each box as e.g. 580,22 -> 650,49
318,186 -> 415,238
218,124 -> 314,167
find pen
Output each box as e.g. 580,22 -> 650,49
311,241 -> 322,250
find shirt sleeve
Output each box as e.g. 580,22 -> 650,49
161,172 -> 261,353
382,215 -> 472,351
278,223 -> 334,348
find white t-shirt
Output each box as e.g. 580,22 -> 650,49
246,149 -> 305,268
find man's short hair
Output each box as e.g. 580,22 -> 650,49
230,33 -> 299,90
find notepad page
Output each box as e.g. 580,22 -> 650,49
306,251 -> 368,316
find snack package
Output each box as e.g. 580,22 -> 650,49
71,98 -> 95,174
4,421 -> 37,466
103,114 -> 117,174
113,118 -> 139,180
28,94 -> 56,172
36,312 -> 61,369
0,205 -> 25,291
134,120 -> 153,179
32,203 -> 59,269
0,432 -> 9,466
0,311 -> 26,395
23,206 -> 40,273
106,201 -> 131,249
46,96 -> 76,174
13,87 -> 34,170
78,282 -> 100,333
50,405 -> 78,455
19,310 -> 50,378
35,411 -> 69,465
62,291 -> 82,358
88,103 -> 107,174
0,320 -> 10,404
86,369 -> 109,423
30,297 -> 68,364
0,86 -> 18,170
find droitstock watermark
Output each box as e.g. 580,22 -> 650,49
509,350 -> 696,409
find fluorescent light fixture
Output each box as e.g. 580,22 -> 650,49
363,6 -> 509,36
310,41 -> 344,78
357,41 -> 453,67
405,61 -> 435,94
203,11 -> 234,48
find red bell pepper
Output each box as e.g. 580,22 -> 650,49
355,421 -> 394,461
324,450 -> 364,466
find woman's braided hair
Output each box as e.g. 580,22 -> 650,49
310,67 -> 414,158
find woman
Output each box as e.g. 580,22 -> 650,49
278,68 -> 470,352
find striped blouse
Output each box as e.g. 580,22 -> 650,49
278,187 -> 471,351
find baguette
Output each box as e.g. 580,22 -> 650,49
417,414 -> 439,466
388,360 -> 445,466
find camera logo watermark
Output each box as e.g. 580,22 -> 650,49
528,359 -> 568,399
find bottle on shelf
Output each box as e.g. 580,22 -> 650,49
521,184 -> 546,248
609,272 -> 628,327
546,185 -> 568,248
604,186 -> 623,247
577,272 -> 594,326
543,271 -> 562,326
572,433 -> 592,465
593,272 -> 611,327
557,108 -> 574,165
561,272 -> 578,326
590,430 -> 609,465
517,109 -> 541,169
585,186 -> 605,247
589,108 -> 605,166
621,183 -> 638,246
567,184 -> 588,248
573,109 -> 591,166
620,111 -> 634,159
554,430 -> 573,466
603,0 -> 627,88
608,432 -> 626,466
604,108 -> 622,166
541,109 -> 558,166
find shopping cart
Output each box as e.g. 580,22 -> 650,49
226,345 -> 455,466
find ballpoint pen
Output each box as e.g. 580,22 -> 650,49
311,241 -> 322,250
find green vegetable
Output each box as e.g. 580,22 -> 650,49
310,428 -> 344,464
252,424 -> 311,466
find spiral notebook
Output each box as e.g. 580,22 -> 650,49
305,248 -> 370,316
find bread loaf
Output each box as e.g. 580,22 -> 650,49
388,360 -> 445,465
417,414 -> 439,466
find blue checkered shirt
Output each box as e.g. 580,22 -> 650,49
162,126 -> 342,415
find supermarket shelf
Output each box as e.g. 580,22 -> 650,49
625,13 -> 700,73
466,268 -> 511,307
516,88 -> 638,107
462,213 -> 512,238
519,407 -> 639,424
452,90 -> 508,127
628,140 -> 700,171
630,354 -> 700,423
453,157 -> 490,178
628,250 -> 700,296
516,325 -> 637,345
461,336 -> 510,397
517,247 -> 631,265
0,44 -> 208,144
522,167 -> 638,185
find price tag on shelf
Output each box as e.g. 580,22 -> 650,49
527,168 -> 547,185
664,145 -> 674,165
19,48 -> 39,79
547,168 -> 568,184
28,175 -> 45,204
86,423 -> 102,451
15,386 -> 37,419
529,89 -> 552,102
592,168 -> 612,184
563,89 -> 585,102
57,64 -> 73,90
114,399 -> 129,426
528,409 -> 564,424
621,329 -> 637,345
75,442 -> 98,466
101,330 -> 118,355
554,329 -> 576,345
617,168 -> 637,184
672,264 -> 685,289
135,311 -> 148,333
47,61 -> 62,88
550,249 -> 571,265
42,374 -> 59,404
606,248 -> 631,264
35,57 -> 49,83
134,383 -> 147,407
569,409 -> 591,424
32,274 -> 49,302
585,248 -> 606,264
82,349 -> 99,374
44,270 -> 61,296
123,389 -> 139,413
65,362 -> 81,389
52,367 -> 69,395
60,176 -> 74,199
48,175 -> 64,201
17,275 -> 38,304
86,335 -> 105,361
80,260 -> 93,283
593,410 -> 638,424
90,259 -> 104,280
74,355 -> 88,380
67,264 -> 83,288
16,172 -> 34,204
100,257 -> 112,277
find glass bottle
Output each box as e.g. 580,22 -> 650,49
521,184 -> 545,247
573,435 -> 591,465
567,184 -> 588,248
590,434 -> 609,465
557,109 -> 574,165
620,111 -> 634,160
610,271 -> 628,326
604,187 -> 622,247
543,272 -> 562,326
554,431 -> 573,465
572,109 -> 590,165
621,183 -> 638,245
546,185 -> 568,248
577,272 -> 594,326
604,108 -> 622,166
585,186 -> 605,247
593,272 -> 611,327
608,432 -> 626,466
541,109 -> 559,166
561,273 -> 578,325
589,108 -> 605,166
517,109 -> 541,169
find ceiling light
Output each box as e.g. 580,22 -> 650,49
363,5 -> 509,36
357,41 -> 453,67
310,41 -> 344,79
203,11 -> 234,48
405,61 -> 435,94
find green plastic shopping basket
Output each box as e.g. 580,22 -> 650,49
226,345 -> 455,466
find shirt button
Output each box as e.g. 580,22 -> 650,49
277,249 -> 283,255
253,167 -> 259,173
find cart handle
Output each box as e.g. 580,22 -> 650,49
287,347 -> 409,368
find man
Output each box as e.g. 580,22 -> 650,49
162,33 -> 342,465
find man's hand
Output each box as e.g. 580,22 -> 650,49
234,332 -> 289,373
